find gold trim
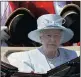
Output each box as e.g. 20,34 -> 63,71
60,4 -> 80,16
8,14 -> 24,36
5,8 -> 35,26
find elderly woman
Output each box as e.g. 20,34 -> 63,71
8,14 -> 79,74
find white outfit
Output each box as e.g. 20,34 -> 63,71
8,47 -> 80,74
1,27 -> 9,47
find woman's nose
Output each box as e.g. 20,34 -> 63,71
50,36 -> 56,42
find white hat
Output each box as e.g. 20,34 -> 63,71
28,14 -> 74,44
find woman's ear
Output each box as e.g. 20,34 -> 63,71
40,36 -> 43,44
40,36 -> 42,43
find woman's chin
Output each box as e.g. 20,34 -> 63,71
47,45 -> 57,48
48,47 -> 57,51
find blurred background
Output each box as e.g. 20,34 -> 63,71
0,1 -> 80,47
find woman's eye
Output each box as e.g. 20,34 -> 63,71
47,35 -> 51,37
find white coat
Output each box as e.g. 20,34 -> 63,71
8,47 -> 80,74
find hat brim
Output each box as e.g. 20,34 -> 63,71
28,26 -> 74,44
5,8 -> 35,27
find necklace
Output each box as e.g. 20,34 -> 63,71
38,47 -> 62,69
45,49 -> 62,69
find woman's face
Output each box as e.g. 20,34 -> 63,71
40,29 -> 62,52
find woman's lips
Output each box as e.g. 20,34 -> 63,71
48,44 -> 57,47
